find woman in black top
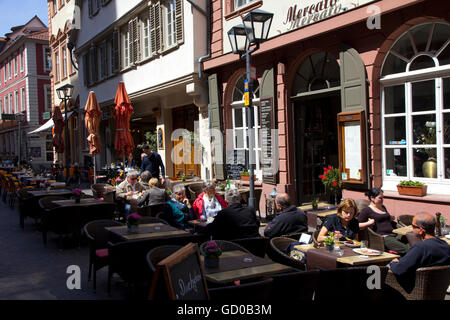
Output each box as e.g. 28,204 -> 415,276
357,188 -> 409,255
318,198 -> 360,242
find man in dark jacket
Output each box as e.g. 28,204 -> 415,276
141,145 -> 165,185
264,193 -> 308,238
388,212 -> 450,293
203,189 -> 260,240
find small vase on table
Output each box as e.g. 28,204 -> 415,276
75,195 -> 81,203
204,256 -> 219,269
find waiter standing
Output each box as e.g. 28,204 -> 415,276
141,145 -> 166,186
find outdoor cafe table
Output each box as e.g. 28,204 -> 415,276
202,250 -> 295,284
187,218 -> 213,233
306,246 -> 400,270
105,223 -> 190,242
51,198 -> 106,207
393,226 -> 450,244
27,188 -> 73,197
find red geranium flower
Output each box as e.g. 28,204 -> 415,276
328,165 -> 333,170
332,181 -> 337,186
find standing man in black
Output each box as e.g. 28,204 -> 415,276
202,189 -> 260,240
141,145 -> 165,186
264,193 -> 308,238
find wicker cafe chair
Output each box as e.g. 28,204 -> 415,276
385,265 -> 450,300
83,219 -> 124,292
397,214 -> 414,228
40,205 -> 82,249
231,236 -> 269,258
267,237 -> 305,270
312,230 -> 321,247
139,216 -> 169,225
199,240 -> 250,256
367,228 -> 386,252
266,270 -> 320,301
208,278 -> 273,301
146,245 -> 183,273
315,266 -> 389,301
138,203 -> 166,217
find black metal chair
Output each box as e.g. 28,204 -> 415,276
231,237 -> 269,258
266,270 -> 320,300
315,266 -> 389,301
267,237 -> 306,270
208,278 -> 273,301
83,219 -> 124,292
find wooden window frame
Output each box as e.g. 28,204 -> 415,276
224,0 -> 262,21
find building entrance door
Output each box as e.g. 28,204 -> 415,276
294,93 -> 340,204
172,105 -> 201,178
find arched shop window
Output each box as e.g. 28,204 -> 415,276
292,51 -> 340,96
380,22 -> 450,193
230,74 -> 261,176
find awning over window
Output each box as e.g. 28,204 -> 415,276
27,111 -> 74,134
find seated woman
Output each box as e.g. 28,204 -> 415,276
192,181 -> 228,220
317,198 -> 360,242
138,177 -> 168,206
357,188 -> 409,255
139,171 -> 152,190
162,184 -> 195,230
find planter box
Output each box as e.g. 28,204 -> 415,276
397,185 -> 427,197
240,174 -> 255,181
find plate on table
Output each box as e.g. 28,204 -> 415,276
445,234 -> 450,239
353,248 -> 381,256
344,240 -> 361,248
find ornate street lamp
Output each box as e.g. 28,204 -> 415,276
56,83 -> 74,182
228,9 -> 273,209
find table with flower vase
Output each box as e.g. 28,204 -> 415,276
50,198 -> 106,208
105,223 -> 191,242
201,250 -> 295,284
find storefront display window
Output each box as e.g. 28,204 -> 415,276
381,22 -> 450,190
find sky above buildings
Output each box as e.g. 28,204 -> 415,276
0,0 -> 48,36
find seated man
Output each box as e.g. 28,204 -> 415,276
115,170 -> 146,214
202,189 -> 260,240
138,177 -> 169,206
140,170 -> 152,190
388,212 -> 450,292
264,193 -> 308,238
161,184 -> 195,230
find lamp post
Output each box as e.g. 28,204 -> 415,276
14,112 -> 25,166
56,84 -> 74,182
228,9 -> 273,209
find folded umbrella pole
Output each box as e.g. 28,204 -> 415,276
84,91 -> 102,184
114,82 -> 135,167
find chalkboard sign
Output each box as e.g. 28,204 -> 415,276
225,149 -> 247,180
149,243 -> 209,300
259,98 -> 277,184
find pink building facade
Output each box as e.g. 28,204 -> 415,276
0,17 -> 52,166
203,0 -> 450,220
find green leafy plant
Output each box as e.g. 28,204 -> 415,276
324,232 -> 336,246
137,131 -> 157,151
240,171 -> 250,176
398,180 -> 425,187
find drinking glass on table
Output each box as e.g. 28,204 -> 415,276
360,240 -> 368,249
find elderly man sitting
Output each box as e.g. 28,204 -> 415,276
264,193 -> 308,238
116,170 -> 146,214
202,189 -> 260,240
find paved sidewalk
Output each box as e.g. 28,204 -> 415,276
0,195 -> 127,300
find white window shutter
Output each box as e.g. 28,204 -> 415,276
175,0 -> 184,44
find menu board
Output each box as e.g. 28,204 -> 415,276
149,243 -> 209,300
259,98 -> 277,184
337,111 -> 366,184
225,149 -> 246,180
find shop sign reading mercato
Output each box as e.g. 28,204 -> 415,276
283,0 -> 376,31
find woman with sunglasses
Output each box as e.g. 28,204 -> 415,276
358,188 -> 409,255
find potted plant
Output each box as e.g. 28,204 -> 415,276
397,180 -> 427,197
240,171 -> 255,181
44,180 -> 52,192
72,188 -> 83,203
126,213 -> 142,233
319,166 -> 342,205
203,241 -> 222,268
324,232 -> 336,251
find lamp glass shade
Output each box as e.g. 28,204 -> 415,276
227,24 -> 250,54
243,9 -> 273,44
56,84 -> 74,100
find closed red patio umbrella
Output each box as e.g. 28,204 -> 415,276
52,105 -> 65,154
84,91 -> 102,183
114,82 -> 134,165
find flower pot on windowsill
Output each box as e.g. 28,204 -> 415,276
397,185 -> 427,197
240,174 -> 255,181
